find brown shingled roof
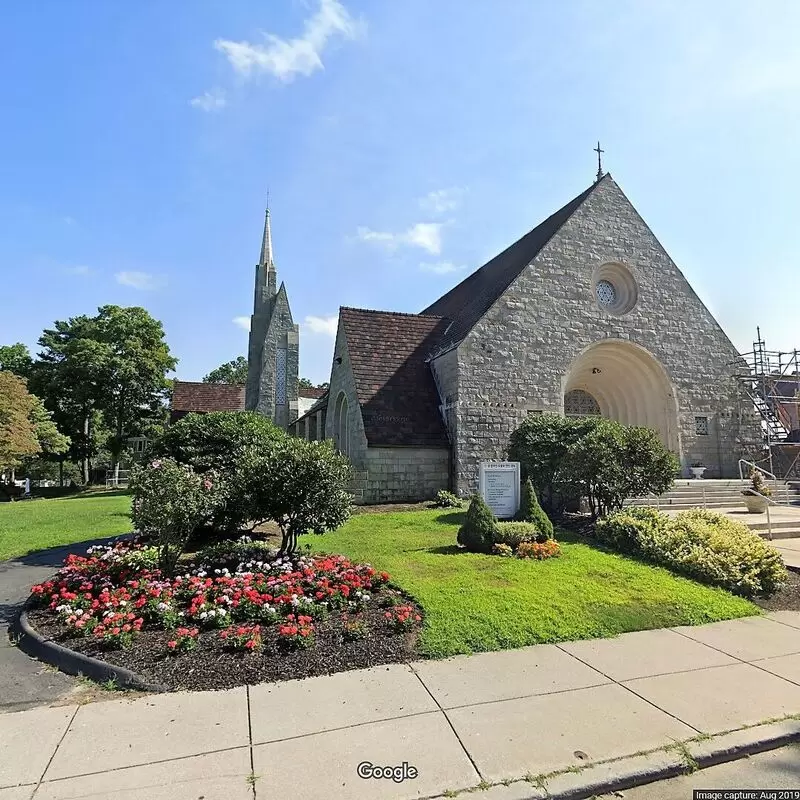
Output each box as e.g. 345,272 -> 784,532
171,381 -> 246,415
299,386 -> 326,399
339,308 -> 450,448
421,179 -> 599,356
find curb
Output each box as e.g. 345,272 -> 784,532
11,602 -> 169,694
439,719 -> 800,800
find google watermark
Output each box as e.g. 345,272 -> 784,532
357,761 -> 419,783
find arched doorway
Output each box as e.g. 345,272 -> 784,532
562,340 -> 681,454
334,391 -> 349,457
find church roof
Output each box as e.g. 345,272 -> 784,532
421,179 -> 600,356
339,307 -> 451,448
299,386 -> 327,399
171,381 -> 246,421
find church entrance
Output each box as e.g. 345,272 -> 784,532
562,339 -> 681,454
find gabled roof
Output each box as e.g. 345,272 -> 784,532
171,381 -> 246,415
421,179 -> 600,356
339,308 -> 450,447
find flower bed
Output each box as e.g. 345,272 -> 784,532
27,538 -> 422,691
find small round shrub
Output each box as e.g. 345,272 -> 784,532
516,478 -> 554,540
432,490 -> 463,509
595,506 -> 665,554
492,543 -> 514,557
457,494 -> 497,553
494,521 -> 540,548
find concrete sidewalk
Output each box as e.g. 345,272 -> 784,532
2,612 -> 800,800
774,537 -> 800,569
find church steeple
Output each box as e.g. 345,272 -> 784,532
259,206 -> 274,268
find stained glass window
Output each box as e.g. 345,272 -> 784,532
275,348 -> 287,404
564,389 -> 601,417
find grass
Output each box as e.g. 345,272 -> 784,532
0,492 -> 132,561
1,497 -> 759,658
302,509 -> 759,658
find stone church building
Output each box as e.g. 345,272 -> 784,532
247,174 -> 761,503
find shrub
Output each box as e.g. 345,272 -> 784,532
596,507 -> 788,597
510,414 -> 678,518
494,521 -> 540,548
492,543 -> 514,557
516,479 -> 554,540
152,411 -> 285,532
517,540 -> 561,560
196,538 -> 276,571
130,458 -> 222,575
433,490 -> 463,508
249,437 -> 353,554
456,493 -> 497,553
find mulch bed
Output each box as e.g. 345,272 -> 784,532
753,567 -> 800,612
28,588 -> 421,692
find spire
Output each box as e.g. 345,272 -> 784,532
259,196 -> 274,268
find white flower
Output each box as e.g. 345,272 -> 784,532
157,602 -> 169,611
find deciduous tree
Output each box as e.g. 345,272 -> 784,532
203,356 -> 248,384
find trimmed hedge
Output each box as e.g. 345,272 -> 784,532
494,521 -> 539,548
457,494 -> 497,553
595,507 -> 788,597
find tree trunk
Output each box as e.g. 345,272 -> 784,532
59,459 -> 64,488
82,412 -> 90,485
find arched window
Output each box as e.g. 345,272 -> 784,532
334,391 -> 349,457
564,388 -> 601,418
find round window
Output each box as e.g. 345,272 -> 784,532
592,263 -> 638,315
596,280 -> 616,307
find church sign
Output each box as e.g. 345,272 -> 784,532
479,461 -> 521,519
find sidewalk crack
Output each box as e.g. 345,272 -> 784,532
246,684 -> 257,800
32,703 -> 80,796
407,664 -> 484,783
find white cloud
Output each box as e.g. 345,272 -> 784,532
419,187 -> 464,214
214,0 -> 361,83
233,316 -> 251,331
62,215 -> 77,226
356,222 -> 443,255
304,314 -> 338,337
420,261 -> 465,275
115,271 -> 161,290
190,88 -> 227,111
65,264 -> 91,276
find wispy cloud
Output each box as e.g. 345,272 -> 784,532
304,314 -> 339,337
419,187 -> 465,215
62,215 -> 77,226
233,316 -> 251,331
356,222 -> 443,255
190,88 -> 227,112
420,261 -> 465,275
214,0 -> 362,83
115,271 -> 162,290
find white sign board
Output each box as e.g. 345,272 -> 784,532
479,461 -> 521,519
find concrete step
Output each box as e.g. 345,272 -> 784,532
756,529 -> 800,540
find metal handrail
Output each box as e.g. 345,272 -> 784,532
738,459 -> 777,482
739,459 -> 781,540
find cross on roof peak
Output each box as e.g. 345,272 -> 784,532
594,141 -> 605,182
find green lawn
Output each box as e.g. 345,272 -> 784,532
303,509 -> 759,658
0,492 -> 133,561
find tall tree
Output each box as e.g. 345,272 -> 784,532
203,356 -> 248,384
0,372 -> 69,480
93,305 -> 177,480
0,343 -> 33,378
35,306 -> 176,483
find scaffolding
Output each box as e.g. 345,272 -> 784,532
734,328 -> 800,479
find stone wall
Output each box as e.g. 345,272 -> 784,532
324,323 -> 368,469
451,176 -> 761,494
349,447 -> 450,504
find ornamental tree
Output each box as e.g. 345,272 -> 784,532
0,372 -> 69,476
248,437 -> 352,554
130,457 -> 222,575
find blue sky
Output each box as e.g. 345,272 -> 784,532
2,0 -> 799,385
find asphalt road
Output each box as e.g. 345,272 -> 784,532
606,744 -> 800,799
